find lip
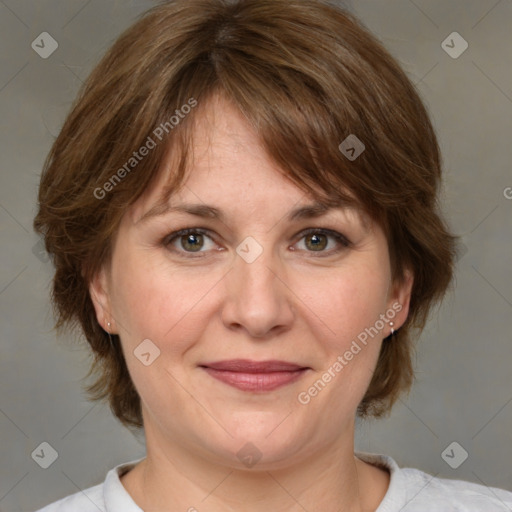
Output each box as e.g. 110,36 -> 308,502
201,359 -> 307,372
199,359 -> 310,392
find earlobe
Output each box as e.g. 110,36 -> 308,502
88,266 -> 113,333
388,269 -> 414,332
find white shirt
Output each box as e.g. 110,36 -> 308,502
35,451 -> 512,511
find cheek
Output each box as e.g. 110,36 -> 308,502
108,250 -> 202,405
306,264 -> 390,340
109,247 -> 216,353
302,265 -> 390,405
110,258 -> 157,342
297,269 -> 390,406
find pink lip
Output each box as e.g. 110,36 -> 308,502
200,359 -> 310,392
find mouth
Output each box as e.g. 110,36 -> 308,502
199,359 -> 310,392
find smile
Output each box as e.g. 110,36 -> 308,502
199,359 -> 310,392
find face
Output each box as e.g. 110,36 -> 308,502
90,94 -> 413,469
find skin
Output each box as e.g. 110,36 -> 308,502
90,93 -> 414,512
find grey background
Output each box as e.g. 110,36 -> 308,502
1,0 -> 511,510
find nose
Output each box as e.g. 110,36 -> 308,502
221,241 -> 295,339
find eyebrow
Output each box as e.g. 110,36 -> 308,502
136,200 -> 347,225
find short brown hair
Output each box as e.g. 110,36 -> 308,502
34,0 -> 457,431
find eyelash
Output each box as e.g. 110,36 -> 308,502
162,227 -> 352,258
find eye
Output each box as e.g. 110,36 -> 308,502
163,227 -> 352,258
293,228 -> 352,256
163,228 -> 218,256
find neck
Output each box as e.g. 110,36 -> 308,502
121,422 -> 389,512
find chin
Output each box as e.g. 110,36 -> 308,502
203,416 -> 311,470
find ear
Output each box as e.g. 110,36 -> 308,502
386,268 -> 414,334
88,264 -> 115,333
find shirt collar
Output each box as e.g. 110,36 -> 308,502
104,452 -> 405,511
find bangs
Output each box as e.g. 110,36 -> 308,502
144,67 -> 376,233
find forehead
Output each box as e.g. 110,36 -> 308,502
128,93 -> 372,230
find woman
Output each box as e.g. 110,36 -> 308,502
34,0 -> 512,510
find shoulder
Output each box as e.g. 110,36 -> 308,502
356,452 -> 512,512
399,466 -> 512,511
33,458 -> 144,512
34,483 -> 105,512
